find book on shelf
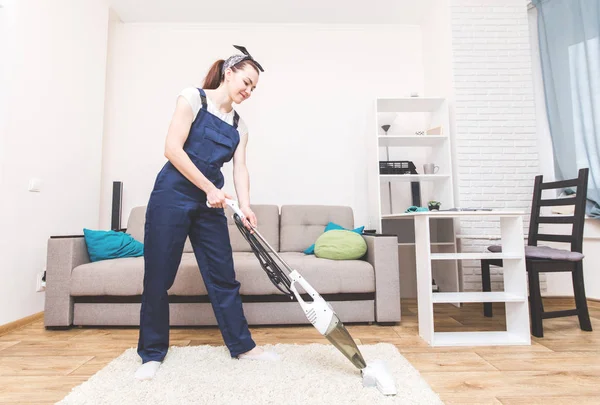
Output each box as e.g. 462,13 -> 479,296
426,126 -> 443,135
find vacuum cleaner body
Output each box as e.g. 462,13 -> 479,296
288,269 -> 367,370
210,199 -> 396,396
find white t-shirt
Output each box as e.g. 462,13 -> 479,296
179,87 -> 248,138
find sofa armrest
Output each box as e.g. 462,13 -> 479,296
44,236 -> 90,327
363,234 -> 400,323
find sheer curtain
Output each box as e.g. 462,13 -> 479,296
534,0 -> 600,216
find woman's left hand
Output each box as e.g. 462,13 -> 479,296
240,206 -> 257,231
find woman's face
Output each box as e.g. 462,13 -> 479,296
225,64 -> 259,104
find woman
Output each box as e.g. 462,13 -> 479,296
135,45 -> 278,381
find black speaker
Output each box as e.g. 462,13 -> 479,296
410,181 -> 422,207
111,181 -> 123,231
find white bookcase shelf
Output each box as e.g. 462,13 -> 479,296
367,97 -> 460,302
367,99 -> 531,347
379,174 -> 451,183
368,96 -> 456,232
388,211 -> 531,347
432,292 -> 526,304
378,135 -> 448,147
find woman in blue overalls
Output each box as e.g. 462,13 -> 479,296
135,46 -> 278,380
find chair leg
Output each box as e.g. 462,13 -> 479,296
572,262 -> 593,332
481,260 -> 493,317
528,268 -> 544,338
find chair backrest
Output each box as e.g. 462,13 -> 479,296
527,168 -> 589,253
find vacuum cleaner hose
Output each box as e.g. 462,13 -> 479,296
232,214 -> 295,298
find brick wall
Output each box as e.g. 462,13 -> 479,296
449,0 -> 542,292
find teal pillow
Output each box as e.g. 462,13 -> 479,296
304,222 -> 365,254
314,229 -> 367,260
83,228 -> 144,262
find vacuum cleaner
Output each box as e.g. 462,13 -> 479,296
208,198 -> 397,396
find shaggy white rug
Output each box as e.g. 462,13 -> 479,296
57,343 -> 444,405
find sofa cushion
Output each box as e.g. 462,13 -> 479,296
236,252 -> 374,295
125,204 -> 280,253
70,252 -> 374,296
280,205 -> 354,252
70,256 -> 146,296
226,204 -> 280,252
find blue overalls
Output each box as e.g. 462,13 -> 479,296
137,89 -> 256,363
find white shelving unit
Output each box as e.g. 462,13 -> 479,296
368,97 -> 456,222
366,97 -> 460,299
379,174 -> 451,182
378,135 -> 449,147
431,292 -> 525,304
386,210 -> 531,347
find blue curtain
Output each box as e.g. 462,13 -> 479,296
534,0 -> 600,216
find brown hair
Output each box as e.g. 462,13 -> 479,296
202,59 -> 261,89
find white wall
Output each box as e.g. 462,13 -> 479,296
449,0 -> 539,292
422,0 -> 453,100
0,3 -> 11,211
0,0 -> 109,325
422,0 -> 458,207
99,23 -> 425,230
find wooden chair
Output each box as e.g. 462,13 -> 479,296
481,168 -> 592,337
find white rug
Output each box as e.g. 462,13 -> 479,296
57,343 -> 444,405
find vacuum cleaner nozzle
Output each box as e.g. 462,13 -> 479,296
361,360 -> 397,396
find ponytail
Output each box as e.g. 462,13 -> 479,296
202,59 -> 225,89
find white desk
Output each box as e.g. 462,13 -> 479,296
385,210 -> 531,346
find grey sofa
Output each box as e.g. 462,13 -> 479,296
44,205 -> 400,328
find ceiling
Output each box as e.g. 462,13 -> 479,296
109,0 -> 432,25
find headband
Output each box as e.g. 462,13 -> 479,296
222,45 -> 265,75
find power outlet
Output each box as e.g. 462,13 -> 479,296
36,271 -> 46,292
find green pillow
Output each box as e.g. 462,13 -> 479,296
304,222 -> 365,254
314,229 -> 367,260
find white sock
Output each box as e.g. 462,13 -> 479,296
135,361 -> 161,380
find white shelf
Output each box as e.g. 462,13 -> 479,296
430,253 -> 523,260
378,135 -> 448,147
432,292 -> 526,304
379,174 -> 450,182
383,213 -> 457,220
412,213 -> 531,347
432,331 -> 530,347
373,98 -> 526,347
368,96 -> 464,337
385,210 -> 525,219
377,98 -> 445,113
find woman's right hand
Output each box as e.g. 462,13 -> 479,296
206,188 -> 233,209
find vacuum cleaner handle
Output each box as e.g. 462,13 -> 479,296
288,270 -> 335,335
206,198 -> 245,219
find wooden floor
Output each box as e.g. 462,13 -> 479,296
0,298 -> 598,404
